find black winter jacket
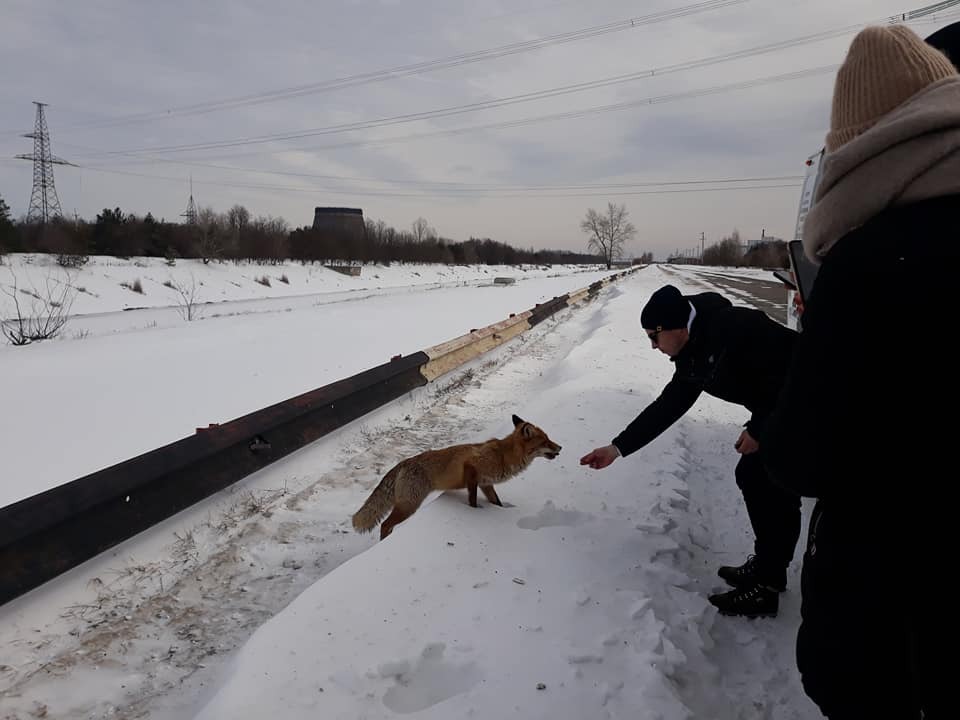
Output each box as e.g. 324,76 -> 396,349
612,292 -> 797,457
764,194 -> 960,501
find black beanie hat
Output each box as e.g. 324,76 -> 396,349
641,285 -> 689,331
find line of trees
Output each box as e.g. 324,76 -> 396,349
701,231 -> 746,266
741,239 -> 789,268
0,195 -> 601,267
669,230 -> 788,268
702,229 -> 789,268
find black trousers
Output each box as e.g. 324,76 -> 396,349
735,452 -> 801,581
796,501 -> 942,719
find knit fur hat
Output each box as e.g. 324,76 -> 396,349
827,25 -> 958,151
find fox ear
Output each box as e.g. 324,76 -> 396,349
512,414 -> 525,427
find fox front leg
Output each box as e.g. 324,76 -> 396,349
464,464 -> 479,508
481,485 -> 503,507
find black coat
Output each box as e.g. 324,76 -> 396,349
764,194 -> 960,502
612,292 -> 797,457
761,195 -> 959,720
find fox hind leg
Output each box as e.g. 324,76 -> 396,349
380,466 -> 431,540
380,503 -> 414,540
481,485 -> 503,507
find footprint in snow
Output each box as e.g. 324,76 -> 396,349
517,500 -> 592,530
379,643 -> 482,713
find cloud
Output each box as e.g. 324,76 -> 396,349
0,0 -> 950,257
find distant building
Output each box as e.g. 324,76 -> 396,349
313,207 -> 366,275
312,207 -> 366,243
741,230 -> 783,252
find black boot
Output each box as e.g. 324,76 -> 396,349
718,555 -> 787,593
708,583 -> 779,618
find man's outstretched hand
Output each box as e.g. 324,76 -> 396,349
580,444 -> 621,470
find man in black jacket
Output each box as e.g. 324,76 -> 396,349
580,284 -> 800,618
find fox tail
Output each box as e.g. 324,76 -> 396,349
352,465 -> 399,532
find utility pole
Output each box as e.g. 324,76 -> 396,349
16,102 -> 74,224
181,176 -> 198,225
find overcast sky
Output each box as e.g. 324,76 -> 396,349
1,0 -> 956,259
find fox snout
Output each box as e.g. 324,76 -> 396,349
513,415 -> 561,461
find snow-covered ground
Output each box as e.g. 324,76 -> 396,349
0,257 -> 614,506
0,264 -> 821,720
0,254 -> 602,318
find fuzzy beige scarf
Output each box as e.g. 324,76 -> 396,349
803,76 -> 960,261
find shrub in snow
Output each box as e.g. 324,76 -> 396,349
167,276 -> 202,321
57,253 -> 88,269
1,271 -> 76,345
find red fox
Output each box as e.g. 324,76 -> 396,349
352,415 -> 562,539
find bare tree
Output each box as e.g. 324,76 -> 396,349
225,204 -> 250,258
196,206 -> 221,230
168,275 -> 202,321
255,215 -> 289,236
580,203 -> 636,269
373,219 -> 387,243
249,215 -> 289,263
196,206 -> 226,263
411,217 -> 435,243
1,269 -> 77,345
227,204 -> 250,234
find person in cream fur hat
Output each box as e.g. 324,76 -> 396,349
764,23 -> 959,720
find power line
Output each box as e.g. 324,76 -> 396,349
44,0 -> 750,132
112,50 -> 821,153
74,154 -> 808,190
91,8 -> 959,158
47,63 -> 836,196
8,0 -> 954,143
76,164 -> 802,199
2,2 -> 955,147
901,0 -> 960,19
58,64 -> 819,164
78,65 -> 838,161
0,155 -> 802,193
4,4 -> 952,207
